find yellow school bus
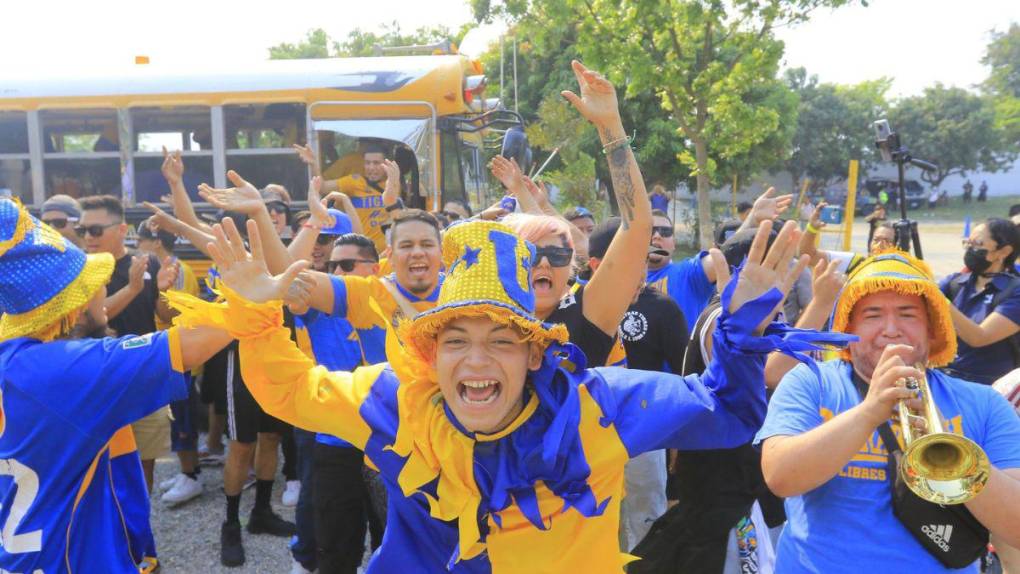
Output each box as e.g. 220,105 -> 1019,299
0,53 -> 519,273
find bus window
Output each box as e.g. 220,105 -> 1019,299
225,103 -> 305,149
41,109 -> 120,200
0,160 -> 31,203
0,112 -> 28,154
131,106 -> 212,203
225,103 -> 308,200
440,131 -> 466,207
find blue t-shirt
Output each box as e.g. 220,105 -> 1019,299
646,253 -> 713,332
0,332 -> 187,573
940,272 -> 1020,384
755,360 -> 1020,574
303,275 -> 388,448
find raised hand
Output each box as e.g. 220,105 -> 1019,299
381,159 -> 402,207
144,202 -> 183,235
811,258 -> 845,309
523,177 -> 550,206
809,201 -> 828,230
161,147 -> 184,186
306,176 -> 335,228
293,144 -> 322,177
749,187 -> 793,227
206,217 -> 309,304
560,60 -> 622,130
198,171 -> 264,216
128,255 -> 148,294
490,156 -> 525,195
726,220 -> 810,332
157,256 -> 180,292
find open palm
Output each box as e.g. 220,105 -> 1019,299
207,217 -> 308,304
199,171 -> 264,216
560,60 -> 620,128
711,220 -> 808,332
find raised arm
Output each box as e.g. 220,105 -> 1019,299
199,171 -> 291,275
165,217 -> 375,446
145,202 -> 217,258
764,258 -> 845,388
490,157 -> 542,215
161,148 -> 214,235
295,143 -> 342,194
561,60 -> 652,336
798,200 -> 830,267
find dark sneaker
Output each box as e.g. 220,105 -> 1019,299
247,508 -> 297,537
220,521 -> 245,567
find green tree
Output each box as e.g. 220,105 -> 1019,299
982,24 -> 1020,147
888,84 -> 1015,189
784,68 -> 889,192
525,94 -> 603,215
478,0 -> 853,248
268,23 -> 464,60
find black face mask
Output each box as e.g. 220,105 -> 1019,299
964,247 -> 992,275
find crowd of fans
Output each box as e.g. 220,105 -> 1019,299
3,60 -> 1020,574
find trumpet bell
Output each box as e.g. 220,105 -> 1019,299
900,432 -> 991,505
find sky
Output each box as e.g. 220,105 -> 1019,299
1,0 -> 1017,98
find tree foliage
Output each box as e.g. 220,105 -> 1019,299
888,84 -> 1015,189
268,23 -> 463,60
983,24 -> 1020,147
784,68 -> 889,191
478,0 -> 853,248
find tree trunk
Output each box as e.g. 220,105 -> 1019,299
694,137 -> 714,249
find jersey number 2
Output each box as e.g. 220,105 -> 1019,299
0,458 -> 42,554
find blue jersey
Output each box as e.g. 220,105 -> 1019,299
0,330 -> 187,573
646,254 -> 714,332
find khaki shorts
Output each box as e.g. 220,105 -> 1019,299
131,406 -> 171,461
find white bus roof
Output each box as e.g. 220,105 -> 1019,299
0,55 -> 467,102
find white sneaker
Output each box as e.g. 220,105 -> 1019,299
281,480 -> 301,507
159,473 -> 184,492
290,559 -> 315,574
161,474 -> 203,507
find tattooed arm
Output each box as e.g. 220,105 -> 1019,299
561,60 -> 652,336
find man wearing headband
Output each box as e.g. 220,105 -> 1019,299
166,209 -> 841,572
0,198 -> 231,572
756,251 -> 1020,572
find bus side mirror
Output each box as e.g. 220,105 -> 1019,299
501,126 -> 532,174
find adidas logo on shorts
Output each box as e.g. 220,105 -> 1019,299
921,523 -> 953,552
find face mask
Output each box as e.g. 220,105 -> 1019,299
964,247 -> 992,275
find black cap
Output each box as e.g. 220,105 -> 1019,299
714,218 -> 744,247
587,216 -> 622,259
137,219 -> 177,249
720,226 -> 779,269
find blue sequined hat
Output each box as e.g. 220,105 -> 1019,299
0,198 -> 114,341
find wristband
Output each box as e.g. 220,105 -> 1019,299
806,222 -> 821,234
385,199 -> 405,213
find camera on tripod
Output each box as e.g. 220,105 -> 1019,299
872,119 -> 938,259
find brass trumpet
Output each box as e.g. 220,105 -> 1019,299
898,366 -> 990,505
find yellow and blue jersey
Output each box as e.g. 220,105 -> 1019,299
646,253 -> 714,332
336,174 -> 390,253
329,273 -> 442,365
224,284 -> 783,573
0,330 -> 186,573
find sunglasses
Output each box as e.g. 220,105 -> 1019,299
440,211 -> 461,221
74,222 -> 119,238
42,217 -> 75,231
327,258 -> 376,273
533,245 -> 573,268
652,225 -> 674,238
315,233 -> 337,246
267,203 -> 289,215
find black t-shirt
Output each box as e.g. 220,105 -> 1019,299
545,285 -> 615,368
619,287 -> 688,373
107,252 -> 161,337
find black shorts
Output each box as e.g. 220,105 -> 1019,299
200,347 -> 228,416
205,341 -> 289,444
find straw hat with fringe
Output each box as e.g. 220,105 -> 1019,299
832,249 -> 956,367
398,220 -> 568,366
0,198 -> 114,341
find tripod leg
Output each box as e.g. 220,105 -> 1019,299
910,221 -> 923,260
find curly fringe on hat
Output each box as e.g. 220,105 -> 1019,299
831,250 -> 956,367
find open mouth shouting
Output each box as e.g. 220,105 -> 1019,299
532,271 -> 554,296
458,379 -> 502,407
408,262 -> 430,281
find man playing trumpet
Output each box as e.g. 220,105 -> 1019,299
757,251 -> 1020,573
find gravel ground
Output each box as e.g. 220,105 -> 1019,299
151,456 -> 299,574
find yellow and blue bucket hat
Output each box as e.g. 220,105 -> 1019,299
0,198 -> 114,341
832,250 -> 956,367
399,220 -> 568,363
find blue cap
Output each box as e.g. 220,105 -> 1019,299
321,209 -> 353,236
